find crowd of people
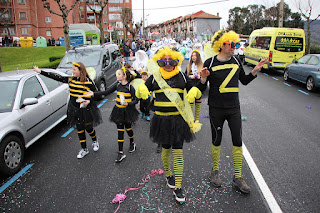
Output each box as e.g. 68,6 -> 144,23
33,30 -> 266,203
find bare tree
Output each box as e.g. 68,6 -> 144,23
85,0 -> 108,44
42,0 -> 80,52
121,7 -> 134,40
294,0 -> 320,54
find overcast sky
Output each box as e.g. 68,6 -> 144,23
132,0 -> 320,29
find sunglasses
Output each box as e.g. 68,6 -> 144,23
157,59 -> 179,67
224,42 -> 240,49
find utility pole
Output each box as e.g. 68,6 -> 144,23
278,0 -> 284,27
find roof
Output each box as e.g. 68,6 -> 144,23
191,10 -> 221,19
69,23 -> 100,34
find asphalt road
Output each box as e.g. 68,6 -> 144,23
1,60 -> 320,213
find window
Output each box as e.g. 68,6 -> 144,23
297,55 -> 310,64
118,31 -> 124,35
19,12 -> 27,20
103,27 -> 108,32
250,36 -> 271,50
38,75 -> 60,92
21,27 -> 28,35
45,17 -> 51,23
126,0 -> 129,3
80,6 -> 84,11
103,19 -> 108,24
20,77 -> 44,105
307,56 -> 320,65
81,15 -> 84,19
103,50 -> 110,68
275,37 -> 304,52
116,22 -> 123,28
103,10 -> 108,15
2,28 -> 15,35
18,0 -> 25,4
109,0 -> 123,3
46,30 -> 52,36
109,7 -> 122,12
109,14 -> 121,20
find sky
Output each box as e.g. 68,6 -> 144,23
132,0 -> 320,29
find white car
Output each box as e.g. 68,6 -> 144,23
234,39 -> 247,63
0,69 -> 69,176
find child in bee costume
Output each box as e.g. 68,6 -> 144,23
198,30 -> 266,194
33,62 -> 102,159
136,46 -> 202,202
85,67 -> 139,163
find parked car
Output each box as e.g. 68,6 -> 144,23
234,38 -> 247,63
284,54 -> 320,91
57,43 -> 122,93
0,69 -> 69,176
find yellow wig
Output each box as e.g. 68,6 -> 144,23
211,30 -> 240,53
152,46 -> 184,66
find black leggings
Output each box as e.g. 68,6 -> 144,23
162,143 -> 183,149
209,106 -> 242,147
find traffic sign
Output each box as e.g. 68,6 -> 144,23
107,26 -> 113,32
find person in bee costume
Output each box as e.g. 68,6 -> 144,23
198,30 -> 266,194
33,62 -> 102,159
136,46 -> 202,202
85,66 -> 139,163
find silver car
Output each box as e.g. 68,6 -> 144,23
284,54 -> 320,91
0,69 -> 69,176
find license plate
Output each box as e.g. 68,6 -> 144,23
273,63 -> 284,67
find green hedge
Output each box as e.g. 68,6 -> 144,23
310,44 -> 320,54
49,56 -> 63,62
40,59 -> 62,69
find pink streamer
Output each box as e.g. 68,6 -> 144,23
112,169 -> 164,213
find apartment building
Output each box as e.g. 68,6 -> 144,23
0,0 -> 132,41
145,10 -> 221,41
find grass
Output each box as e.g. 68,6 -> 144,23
0,46 -> 65,72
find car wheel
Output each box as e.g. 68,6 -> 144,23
284,69 -> 289,81
0,135 -> 24,176
306,77 -> 315,91
99,80 -> 106,91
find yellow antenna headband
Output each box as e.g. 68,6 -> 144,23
141,70 -> 149,75
192,50 -> 200,54
73,62 -> 81,67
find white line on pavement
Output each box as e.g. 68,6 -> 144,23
243,143 -> 283,213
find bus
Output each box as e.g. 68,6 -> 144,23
244,27 -> 305,70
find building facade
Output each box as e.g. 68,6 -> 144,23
145,11 -> 221,42
0,0 -> 132,41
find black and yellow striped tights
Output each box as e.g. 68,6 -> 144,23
190,100 -> 201,121
76,123 -> 97,149
161,144 -> 184,189
117,123 -> 134,152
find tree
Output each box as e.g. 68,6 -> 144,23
121,7 -> 134,40
246,4 -> 266,32
0,0 -> 13,38
42,0 -> 80,52
294,0 -> 320,54
228,7 -> 249,34
85,0 -> 108,44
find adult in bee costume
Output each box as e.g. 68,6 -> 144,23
136,46 -> 202,202
198,30 -> 266,194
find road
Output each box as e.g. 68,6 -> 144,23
1,60 -> 320,212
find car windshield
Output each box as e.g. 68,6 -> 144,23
59,49 -> 101,68
0,80 -> 19,113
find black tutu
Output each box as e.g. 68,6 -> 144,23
109,105 -> 139,124
67,102 -> 103,127
150,114 -> 195,146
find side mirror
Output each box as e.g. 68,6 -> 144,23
21,98 -> 38,108
244,43 -> 249,47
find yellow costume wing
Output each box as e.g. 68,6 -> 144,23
204,43 -> 218,60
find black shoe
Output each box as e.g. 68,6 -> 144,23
173,188 -> 186,202
166,175 -> 175,189
115,152 -> 126,163
156,145 -> 162,153
129,143 -> 136,153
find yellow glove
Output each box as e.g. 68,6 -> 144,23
135,83 -> 150,100
186,87 -> 202,103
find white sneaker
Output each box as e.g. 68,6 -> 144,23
77,148 -> 89,159
92,141 -> 99,151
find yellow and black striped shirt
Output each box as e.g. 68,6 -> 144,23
145,72 -> 193,116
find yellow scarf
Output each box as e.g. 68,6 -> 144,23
159,67 -> 180,79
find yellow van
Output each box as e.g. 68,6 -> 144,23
244,27 -> 305,70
